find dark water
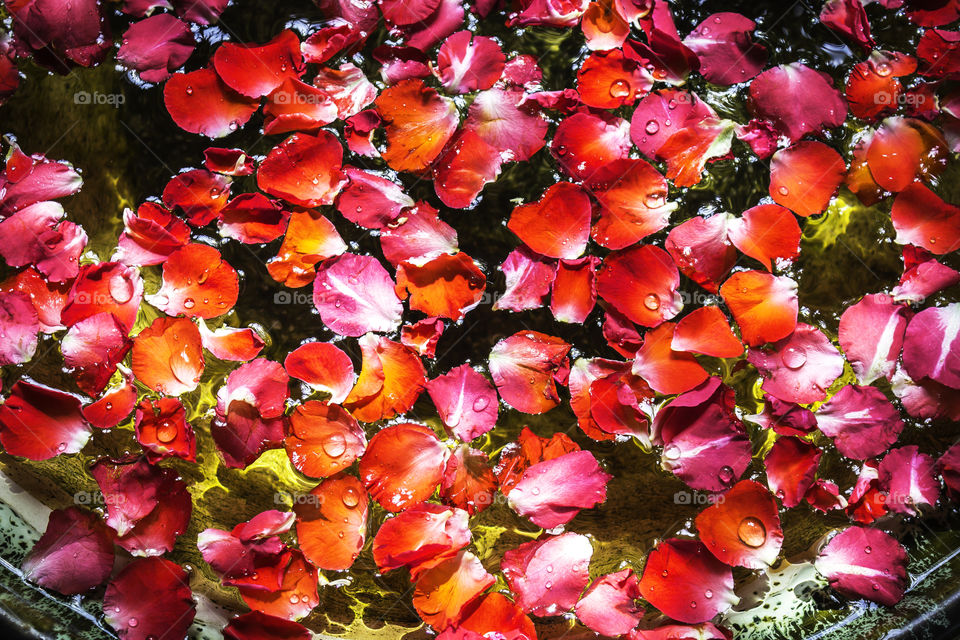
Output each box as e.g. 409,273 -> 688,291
1,1 -> 960,638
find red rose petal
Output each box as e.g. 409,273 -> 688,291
891,183 -> 960,254
838,293 -> 909,384
495,427 -> 580,495
902,303 -> 960,389
672,306 -> 744,358
313,63 -> 378,120
212,29 -> 304,98
263,78 -> 338,135
464,88 -> 547,162
683,12 -> 767,85
598,244 -> 682,328
427,364 -> 498,442
376,79 -> 458,173
747,63 -> 847,141
295,473 -> 368,571
284,342 -> 355,404
574,569 -> 643,637
630,89 -> 716,160
223,612 -> 311,640
117,14 -> 194,83
203,147 -> 255,176
433,130 -> 502,209
197,320 -> 265,362
817,385 -> 904,459
550,256 -> 598,324
867,117 -> 948,193
83,378 -> 138,429
313,253 -> 403,336
551,112 -> 631,182
284,401 -> 366,478
218,193 -> 289,244
441,445 -> 498,515
815,527 -> 908,606
22,507 -> 114,595
764,436 -> 820,507
820,0 -> 874,49
638,538 -> 736,624
149,243 -> 238,319
493,246 -> 557,313
336,168 -> 414,230
747,323 -> 845,404
508,182 -> 591,260
402,317 -> 445,358
344,334 -> 426,422
134,397 -> 196,463
104,558 -> 195,640
267,209 -> 346,288
507,450 -> 611,528
131,316 -> 204,396
164,68 -> 259,138
359,423 -> 448,512
695,480 -> 783,569
720,271 -> 799,346
878,445 -> 940,515
61,312 -> 131,395
372,502 -> 470,573
769,142 -> 846,217
212,358 -> 288,468
590,158 -> 675,250
0,380 -> 91,460
61,262 -> 143,332
0,267 -> 71,334
0,290 -> 39,365
116,203 -> 190,266
665,214 -> 736,293
396,253 -> 486,320
257,131 -> 347,208
237,550 -> 318,621
436,31 -> 505,93
501,532 -> 592,616
576,49 -> 651,109
632,322 -> 709,395
380,202 -> 458,267
413,550 -> 494,631
488,331 -> 571,414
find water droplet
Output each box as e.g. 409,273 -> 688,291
546,564 -> 553,573
719,465 -> 735,484
737,516 -> 767,547
183,297 -> 195,309
781,345 -> 807,369
109,274 -> 134,303
105,402 -> 113,410
545,581 -> 552,589
664,444 -> 681,460
645,119 -> 660,135
323,433 -> 347,458
777,185 -> 789,196
704,589 -> 713,599
609,79 -> 631,99
169,349 -> 196,385
929,236 -> 937,245
661,569 -> 668,577
644,293 -> 661,310
289,594 -> 300,604
342,487 -> 360,508
472,396 -> 490,412
185,86 -> 194,95
872,582 -> 880,591
864,545 -> 872,554
156,420 -> 178,444
668,99 -> 678,110
128,618 -> 138,628
874,61 -> 892,77
56,442 -> 66,452
556,145 -> 568,156
645,192 -> 665,208
228,121 -> 240,131
690,600 -> 697,608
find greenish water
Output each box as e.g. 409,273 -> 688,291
1,1 -> 960,639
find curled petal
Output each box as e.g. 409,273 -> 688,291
284,342 -> 355,404
815,527 -> 908,606
267,210 -> 346,288
891,183 -> 960,254
344,334 -> 426,422
551,112 -> 631,182
0,380 -> 91,460
116,14 -> 194,83
665,214 -> 736,293
134,397 -> 196,463
164,69 -> 259,138
372,502 -> 470,573
764,436 -> 820,508
285,401 -> 366,478
380,202 -> 458,267
720,271 -> 798,347
441,445 -> 498,515
590,159 -> 675,250
61,262 -> 143,333
838,293 -> 909,384
632,322 -> 708,395
435,31 -> 505,93
150,243 -> 239,319
683,12 -> 766,85
413,550 -> 495,630
878,445 -> 940,515
131,316 -> 204,396
672,306 -> 743,358
817,385 -> 903,459
901,303 -> 960,389
0,290 -> 39,365
550,256 -> 598,324
574,569 -> 643,636
494,246 -> 557,313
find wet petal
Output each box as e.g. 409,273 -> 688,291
295,473 -> 368,571
149,243 -> 239,319
212,29 -> 304,98
115,203 -> 190,266
891,182 -> 960,254
838,293 -> 909,384
632,322 -> 709,395
696,480 -> 783,569
267,210 -> 346,288
508,182 -> 591,259
590,158 -> 675,250
337,168 -> 414,230
817,385 -> 904,459
313,254 -> 402,337
638,538 -> 736,624
396,253 -> 486,320
103,558 -> 195,640
464,88 -> 547,162
380,202 -> 458,267
164,68 -> 259,138
0,267 -> 71,334
22,507 -> 114,595
344,334 -> 427,422
672,306 -> 743,358
116,14 -> 195,83
313,63 -> 378,119
501,532 -> 592,617
493,246 -> 557,313
83,377 -> 138,429
223,612 -> 311,640
372,502 -> 470,573
433,131 -> 502,209
901,303 -> 960,389
441,445 -> 498,515
61,262 -> 143,333
507,450 -> 611,528
203,147 -> 255,176
574,569 -> 642,636
665,214 -> 736,293
197,320 -> 265,362
488,331 -> 571,414
815,527 -> 908,606
654,377 -> 751,491
285,401 -> 366,478
237,550 -> 319,621
683,13 -> 767,85
878,445 -> 940,515
284,342 -> 355,404
0,380 -> 91,460
131,316 -> 203,396
257,131 -> 347,208
598,244 -> 682,328
551,112 -> 631,182
764,436 -> 820,508
427,364 -> 498,442
263,78 -> 338,135
769,142 -> 846,217
212,358 -> 289,468
747,324 -> 845,404
0,290 -> 39,365
720,271 -> 799,346
61,312 -> 131,395
630,89 -> 716,160
551,256 -> 598,324
376,78 -> 458,173
819,0 -> 873,49
134,397 -> 196,463
359,423 -> 448,512
413,550 -> 494,630
576,49 -> 651,109
218,193 -> 289,244
747,63 -> 847,141
495,427 -> 580,495
436,31 -> 505,93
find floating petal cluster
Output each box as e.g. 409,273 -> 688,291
1,0 -> 960,638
